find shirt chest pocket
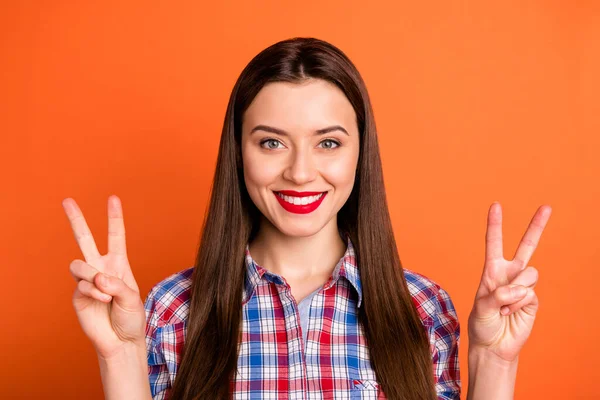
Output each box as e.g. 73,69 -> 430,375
148,321 -> 187,381
418,316 -> 436,356
350,380 -> 381,399
147,326 -> 166,366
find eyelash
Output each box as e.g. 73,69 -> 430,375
259,138 -> 341,150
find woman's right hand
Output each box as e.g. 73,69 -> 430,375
63,195 -> 147,360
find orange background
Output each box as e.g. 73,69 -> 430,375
1,1 -> 598,399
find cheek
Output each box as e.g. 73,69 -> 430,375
242,150 -> 276,193
320,153 -> 358,191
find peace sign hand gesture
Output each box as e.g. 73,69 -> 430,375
468,202 -> 552,362
63,195 -> 146,360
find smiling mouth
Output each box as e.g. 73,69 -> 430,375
273,191 -> 328,214
274,191 -> 326,205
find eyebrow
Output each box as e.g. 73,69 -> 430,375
249,124 -> 349,136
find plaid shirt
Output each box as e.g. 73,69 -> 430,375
144,237 -> 461,399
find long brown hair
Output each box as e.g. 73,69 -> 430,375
170,37 -> 436,400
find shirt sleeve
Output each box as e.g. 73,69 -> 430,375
432,286 -> 461,399
144,286 -> 172,400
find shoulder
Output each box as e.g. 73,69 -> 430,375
403,268 -> 457,325
143,266 -> 194,328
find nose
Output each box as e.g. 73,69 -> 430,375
282,147 -> 317,185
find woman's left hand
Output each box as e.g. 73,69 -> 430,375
467,202 -> 552,362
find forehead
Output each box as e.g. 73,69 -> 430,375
242,79 -> 357,132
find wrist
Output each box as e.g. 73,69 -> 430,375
468,345 -> 519,374
97,340 -> 147,367
96,340 -> 151,400
467,346 -> 519,400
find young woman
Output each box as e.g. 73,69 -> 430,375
63,37 -> 551,400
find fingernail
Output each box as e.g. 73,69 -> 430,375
501,306 -> 510,315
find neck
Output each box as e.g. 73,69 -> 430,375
249,216 -> 347,288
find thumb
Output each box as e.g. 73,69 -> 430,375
94,273 -> 142,311
475,284 -> 528,315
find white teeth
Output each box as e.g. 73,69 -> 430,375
276,192 -> 324,205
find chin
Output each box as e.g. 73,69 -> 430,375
270,219 -> 328,238
276,226 -> 322,238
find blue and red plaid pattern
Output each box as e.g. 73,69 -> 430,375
144,236 -> 461,399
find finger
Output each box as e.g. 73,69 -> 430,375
485,202 -> 503,262
94,273 -> 140,310
62,198 -> 102,264
76,279 -> 113,303
475,284 -> 528,315
500,288 -> 538,316
107,195 -> 127,257
69,259 -> 101,283
512,205 -> 552,270
520,289 -> 540,317
510,266 -> 539,289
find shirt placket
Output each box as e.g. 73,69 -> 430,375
273,278 -> 309,400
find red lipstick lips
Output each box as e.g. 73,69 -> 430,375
273,190 -> 327,214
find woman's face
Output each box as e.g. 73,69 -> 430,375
241,78 -> 360,238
